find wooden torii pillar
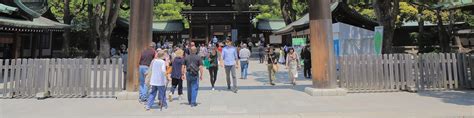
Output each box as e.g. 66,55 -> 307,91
305,0 -> 346,96
126,0 -> 153,92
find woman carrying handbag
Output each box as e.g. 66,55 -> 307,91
266,47 -> 278,86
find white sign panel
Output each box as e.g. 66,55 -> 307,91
270,35 -> 282,44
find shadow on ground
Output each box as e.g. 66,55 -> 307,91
197,84 -> 312,93
417,90 -> 474,106
249,70 -> 311,84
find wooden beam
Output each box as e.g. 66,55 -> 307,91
127,0 -> 153,92
309,0 -> 337,89
13,31 -> 20,59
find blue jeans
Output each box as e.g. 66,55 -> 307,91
147,86 -> 167,108
139,65 -> 149,101
186,73 -> 199,105
240,61 -> 249,79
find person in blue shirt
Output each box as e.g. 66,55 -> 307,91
220,39 -> 240,93
212,36 -> 218,45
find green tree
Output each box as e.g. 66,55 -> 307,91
373,0 -> 400,53
280,0 -> 296,24
251,0 -> 307,21
49,0 -> 88,57
119,0 -> 191,28
89,0 -> 124,58
153,1 -> 191,21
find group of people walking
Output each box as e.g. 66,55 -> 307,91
136,38 -> 311,111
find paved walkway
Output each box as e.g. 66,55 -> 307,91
1,59 -> 473,118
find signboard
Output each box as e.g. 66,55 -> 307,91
269,35 -> 282,44
231,29 -> 238,42
292,38 -> 306,46
334,39 -> 340,56
374,26 -> 383,54
181,34 -> 189,38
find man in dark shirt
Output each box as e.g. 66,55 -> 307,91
138,42 -> 156,103
120,44 -> 128,90
300,45 -> 311,79
183,47 -> 203,107
258,45 -> 265,63
266,47 -> 277,85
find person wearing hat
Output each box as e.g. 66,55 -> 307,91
169,48 -> 185,102
139,42 -> 156,103
221,39 -> 240,93
145,50 -> 170,110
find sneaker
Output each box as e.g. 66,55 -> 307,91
139,100 -> 147,105
270,83 -> 275,86
190,103 -> 197,107
145,106 -> 150,111
178,95 -> 183,100
168,93 -> 173,102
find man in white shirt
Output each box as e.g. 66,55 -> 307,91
239,44 -> 251,79
146,50 -> 170,110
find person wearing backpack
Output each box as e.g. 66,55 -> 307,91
183,47 -> 204,107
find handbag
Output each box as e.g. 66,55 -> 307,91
145,61 -> 153,86
203,57 -> 211,69
269,53 -> 279,72
166,65 -> 172,75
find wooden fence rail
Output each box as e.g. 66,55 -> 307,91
339,53 -> 474,93
0,58 -> 123,99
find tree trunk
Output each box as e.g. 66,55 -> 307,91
99,35 -> 111,58
436,8 -> 450,52
417,5 -> 425,53
94,0 -> 123,58
280,0 -> 295,24
88,4 -> 97,57
373,0 -> 399,54
447,10 -> 468,53
62,0 -> 72,57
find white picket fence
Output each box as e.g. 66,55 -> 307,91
338,53 -> 474,93
0,58 -> 124,98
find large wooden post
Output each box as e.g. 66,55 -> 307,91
309,0 -> 337,89
126,0 -> 153,92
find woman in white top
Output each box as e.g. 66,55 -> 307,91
286,48 -> 300,86
146,50 -> 170,111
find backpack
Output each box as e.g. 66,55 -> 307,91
188,58 -> 200,76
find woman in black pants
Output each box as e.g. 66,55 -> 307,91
208,46 -> 219,91
169,49 -> 185,102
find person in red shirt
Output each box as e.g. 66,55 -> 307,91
217,43 -> 223,54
